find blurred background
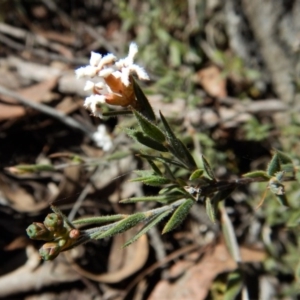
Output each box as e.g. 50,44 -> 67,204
0,0 -> 300,299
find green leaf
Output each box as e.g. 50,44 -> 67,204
138,153 -> 187,169
242,170 -> 270,180
276,150 -> 293,164
219,202 -> 241,262
95,213 -> 147,239
267,153 -> 281,176
206,187 -> 236,222
123,210 -> 172,247
189,169 -> 204,180
133,78 -> 156,122
159,111 -> 197,169
126,129 -> 168,152
274,194 -> 289,207
72,214 -> 126,226
120,194 -> 183,204
130,174 -> 171,186
146,159 -> 162,175
13,164 -> 55,173
132,109 -> 165,143
162,199 -> 194,234
205,198 -> 217,223
224,270 -> 243,300
201,155 -> 216,181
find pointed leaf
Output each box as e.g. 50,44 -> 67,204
130,175 -> 171,186
274,194 -> 289,207
132,109 -> 165,143
242,170 -> 270,180
120,194 -> 183,204
138,153 -> 187,169
146,159 -> 162,175
201,155 -> 216,181
133,78 -> 156,122
206,197 -> 217,223
276,150 -> 293,164
123,210 -> 172,247
267,153 -> 281,176
205,185 -> 235,222
95,212 -> 147,239
73,214 -> 126,226
189,169 -> 204,180
162,199 -> 194,234
224,270 -> 243,300
159,111 -> 197,169
126,129 -> 168,152
220,202 -> 241,262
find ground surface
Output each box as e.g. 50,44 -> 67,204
0,1 -> 299,299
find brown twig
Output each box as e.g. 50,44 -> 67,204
0,85 -> 94,139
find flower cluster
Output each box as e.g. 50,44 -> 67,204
76,43 -> 149,118
26,211 -> 81,260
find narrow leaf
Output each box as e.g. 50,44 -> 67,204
206,198 -> 217,223
146,159 -> 162,175
133,78 -> 156,122
267,153 -> 281,176
95,213 -> 146,239
133,109 -> 165,143
73,214 -> 126,226
275,194 -> 289,207
224,270 -> 243,300
162,199 -> 194,234
159,111 -> 197,169
138,153 -> 187,169
242,170 -> 270,180
276,150 -> 293,164
212,187 -> 236,202
130,175 -> 171,186
220,202 -> 241,262
189,169 -> 204,180
201,155 -> 215,181
120,194 -> 183,204
123,210 -> 172,247
126,129 -> 168,152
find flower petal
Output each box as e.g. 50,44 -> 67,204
90,52 -> 102,67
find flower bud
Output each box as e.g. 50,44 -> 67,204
26,222 -> 53,241
39,242 -> 61,260
44,213 -> 64,232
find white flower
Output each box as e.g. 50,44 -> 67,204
84,94 -> 106,118
92,125 -> 113,151
90,52 -> 102,67
75,65 -> 98,78
99,53 -> 117,67
115,42 -> 149,86
84,80 -> 95,92
98,67 -> 115,78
